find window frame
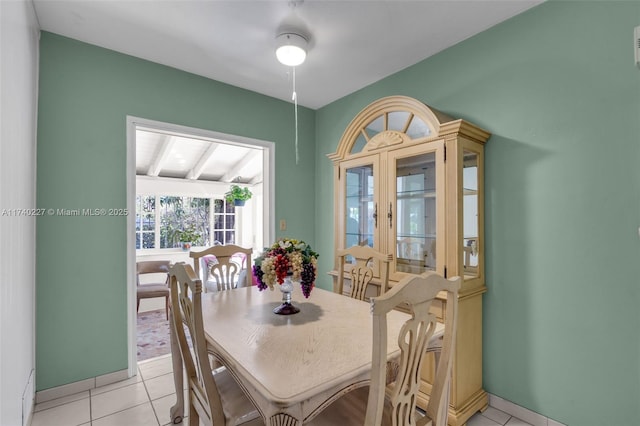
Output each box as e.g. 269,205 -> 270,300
135,194 -> 236,252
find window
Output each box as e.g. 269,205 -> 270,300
135,195 -> 156,249
213,199 -> 236,245
159,196 -> 209,248
135,195 -> 235,250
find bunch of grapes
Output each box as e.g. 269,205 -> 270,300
300,262 -> 316,298
258,257 -> 276,290
273,254 -> 290,284
288,252 -> 303,280
269,247 -> 287,258
252,264 -> 268,291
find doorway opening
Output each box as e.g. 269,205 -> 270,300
126,117 -> 275,372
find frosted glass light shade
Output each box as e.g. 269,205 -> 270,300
276,33 -> 307,66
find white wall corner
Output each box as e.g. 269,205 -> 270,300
21,369 -> 35,426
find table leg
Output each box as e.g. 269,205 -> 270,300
169,309 -> 184,424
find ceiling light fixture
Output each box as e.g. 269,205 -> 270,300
276,0 -> 310,164
276,32 -> 308,67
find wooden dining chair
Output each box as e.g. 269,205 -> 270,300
307,272 -> 460,426
136,260 -> 171,320
190,245 -> 253,292
336,245 -> 393,300
169,262 -> 264,426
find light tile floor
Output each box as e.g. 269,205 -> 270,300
31,354 -> 532,426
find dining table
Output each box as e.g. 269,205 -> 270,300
168,284 -> 412,425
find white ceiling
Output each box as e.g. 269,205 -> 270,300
32,0 -> 543,184
32,0 -> 544,110
136,128 -> 263,184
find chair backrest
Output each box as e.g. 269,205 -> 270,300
136,260 -> 171,286
190,245 -> 253,291
365,272 -> 460,426
336,245 -> 393,300
169,262 -> 227,425
396,237 -> 424,261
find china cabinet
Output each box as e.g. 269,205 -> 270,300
328,96 -> 490,426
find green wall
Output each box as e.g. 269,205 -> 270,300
36,33 -> 315,390
315,1 -> 640,425
37,1 -> 640,424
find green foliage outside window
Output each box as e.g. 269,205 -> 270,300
136,195 -> 235,250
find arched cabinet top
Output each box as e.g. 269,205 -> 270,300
328,95 -> 490,162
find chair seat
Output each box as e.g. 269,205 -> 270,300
137,283 -> 169,298
306,386 -> 428,426
212,367 -> 263,425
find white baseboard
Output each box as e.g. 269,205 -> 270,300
488,393 -> 566,426
35,369 -> 130,404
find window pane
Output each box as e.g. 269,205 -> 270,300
214,231 -> 223,244
225,215 -> 235,229
159,196 -> 209,248
388,111 -> 411,132
405,116 -> 430,139
225,231 -> 235,244
350,133 -> 368,154
142,214 -> 154,231
364,115 -> 384,140
142,232 -> 154,249
136,195 -> 155,249
214,199 -> 224,213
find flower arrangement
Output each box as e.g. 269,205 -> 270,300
253,238 -> 319,298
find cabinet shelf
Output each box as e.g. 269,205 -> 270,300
396,233 -> 436,239
345,195 -> 373,201
345,232 -> 373,237
397,193 -> 436,199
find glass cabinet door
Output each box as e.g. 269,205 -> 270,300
388,143 -> 444,280
340,156 -> 381,275
463,150 -> 480,279
340,156 -> 380,249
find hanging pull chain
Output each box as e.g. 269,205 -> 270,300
292,66 -> 299,165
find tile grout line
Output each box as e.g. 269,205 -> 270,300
89,381 -> 151,423
141,369 -> 163,426
89,388 -> 92,426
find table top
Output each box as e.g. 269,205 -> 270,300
200,285 -> 409,406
